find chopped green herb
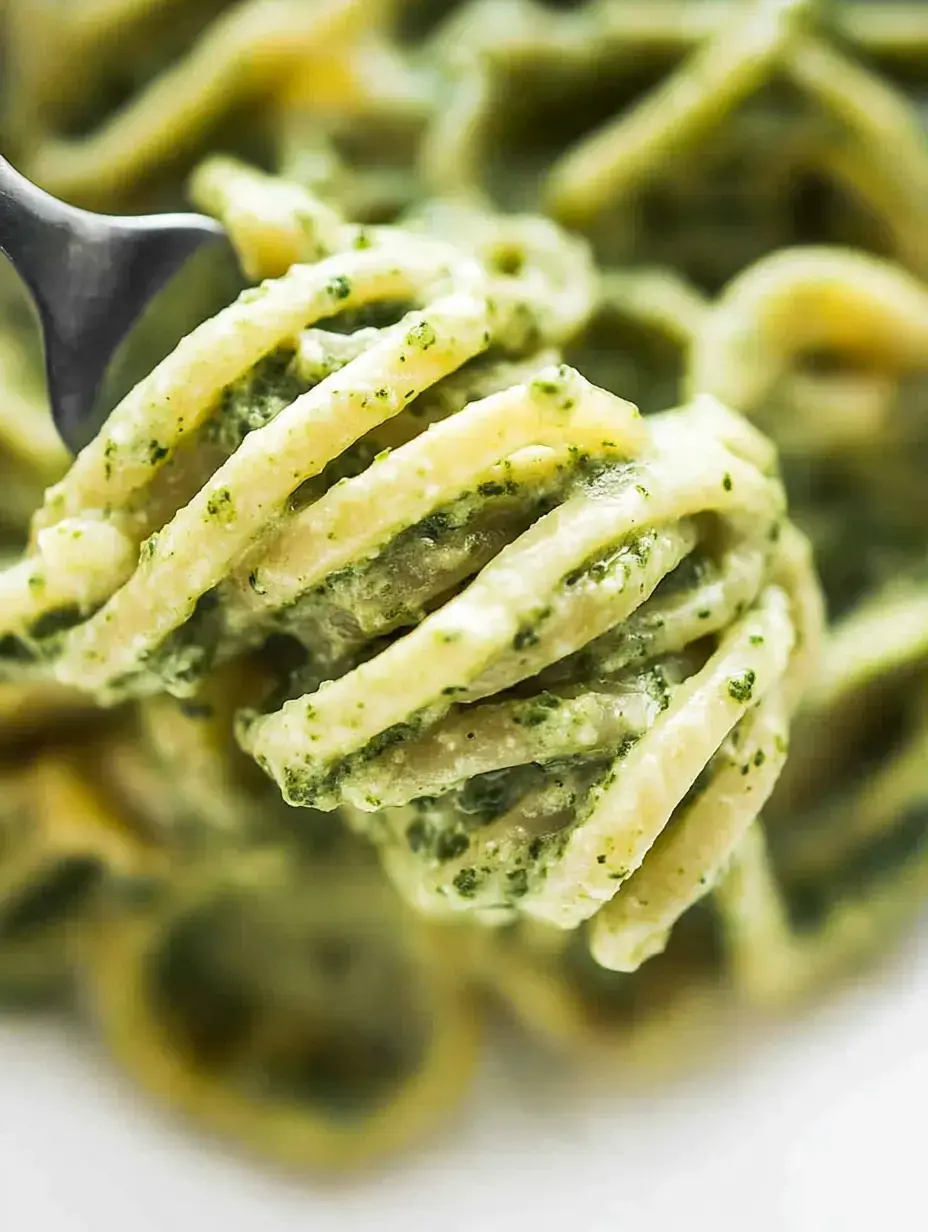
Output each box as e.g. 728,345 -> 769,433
727,669 -> 756,704
327,275 -> 352,301
139,533 -> 159,563
205,487 -> 235,522
452,867 -> 479,898
406,321 -> 437,350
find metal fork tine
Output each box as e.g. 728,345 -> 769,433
0,154 -> 236,452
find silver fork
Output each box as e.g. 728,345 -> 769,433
0,154 -> 243,452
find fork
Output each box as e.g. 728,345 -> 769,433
0,154 -> 242,453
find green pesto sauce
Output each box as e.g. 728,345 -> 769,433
643,664 -> 673,712
512,605 -> 552,651
561,526 -> 655,593
0,634 -> 37,666
405,321 -> 437,351
140,532 -> 159,563
280,712 -> 433,810
326,275 -> 352,301
0,858 -> 103,943
27,604 -> 83,641
134,590 -> 223,695
511,691 -> 563,728
207,348 -> 306,453
148,893 -> 428,1116
783,803 -> 928,932
530,366 -> 576,414
273,468 -> 567,657
204,487 -> 235,523
727,670 -> 756,704
451,867 -> 478,897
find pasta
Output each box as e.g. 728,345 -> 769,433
2,0 -> 439,217
80,829 -> 480,1170
4,1 -> 386,200
689,246 -> 928,611
686,239 -> 928,1001
0,733 -> 151,1003
0,0 -> 927,1174
422,0 -> 928,285
0,163 -> 819,977
479,907 -> 725,1076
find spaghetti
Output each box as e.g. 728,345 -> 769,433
0,0 -> 926,1172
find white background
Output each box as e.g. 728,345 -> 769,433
1,923 -> 926,1232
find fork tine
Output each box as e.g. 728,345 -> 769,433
0,154 -> 231,451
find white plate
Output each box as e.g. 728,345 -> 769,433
1,923 -> 926,1232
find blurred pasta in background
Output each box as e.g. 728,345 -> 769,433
0,0 -> 926,1173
